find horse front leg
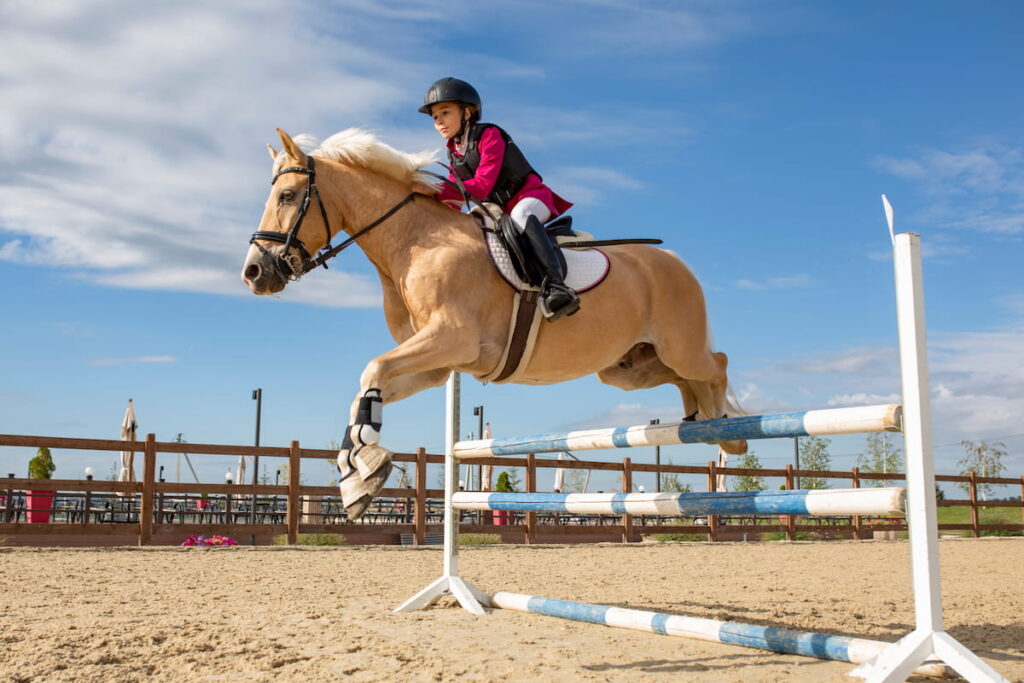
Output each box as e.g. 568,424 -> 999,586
338,327 -> 477,519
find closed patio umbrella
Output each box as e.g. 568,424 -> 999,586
553,452 -> 565,492
119,399 -> 137,483
716,448 -> 728,492
480,423 -> 494,491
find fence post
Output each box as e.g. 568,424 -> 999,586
139,433 -> 156,546
968,470 -> 980,538
1020,475 -> 1024,527
851,466 -> 862,539
622,457 -> 634,543
5,474 -> 14,524
525,454 -> 537,545
414,447 -> 427,546
707,460 -> 718,542
785,464 -> 796,541
287,441 -> 300,545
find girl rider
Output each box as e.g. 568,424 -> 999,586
411,77 -> 580,321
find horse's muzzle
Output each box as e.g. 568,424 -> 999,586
241,246 -> 287,295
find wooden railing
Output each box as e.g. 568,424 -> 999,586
1,433 -> 1021,545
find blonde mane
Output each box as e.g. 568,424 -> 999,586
306,128 -> 438,184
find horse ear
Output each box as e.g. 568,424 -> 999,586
266,143 -> 278,161
276,129 -> 306,163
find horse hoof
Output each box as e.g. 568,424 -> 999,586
353,444 -> 393,481
345,494 -> 373,522
339,456 -> 393,521
718,439 -> 748,455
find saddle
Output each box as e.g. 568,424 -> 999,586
470,205 -> 610,384
470,204 -> 610,294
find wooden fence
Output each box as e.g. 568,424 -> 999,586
1,433 -> 1021,546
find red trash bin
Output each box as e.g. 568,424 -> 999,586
26,490 -> 55,523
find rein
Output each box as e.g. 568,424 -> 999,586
249,155 -> 416,281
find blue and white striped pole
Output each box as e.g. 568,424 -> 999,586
453,404 -> 901,458
452,487 -> 905,517
491,592 -> 946,677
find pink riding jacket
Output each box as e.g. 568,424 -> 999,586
435,126 -> 572,217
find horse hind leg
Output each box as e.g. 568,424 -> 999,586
658,347 -> 748,456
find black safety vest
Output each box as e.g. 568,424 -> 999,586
449,124 -> 539,206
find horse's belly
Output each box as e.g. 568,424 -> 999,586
516,317 -> 646,384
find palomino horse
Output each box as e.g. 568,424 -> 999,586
242,129 -> 746,519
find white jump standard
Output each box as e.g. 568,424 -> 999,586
396,221 -> 1008,682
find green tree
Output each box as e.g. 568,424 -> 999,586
798,436 -> 832,489
27,446 -> 55,479
855,433 -> 903,487
660,459 -> 693,493
502,468 -> 522,492
733,450 -> 765,492
562,468 -> 589,493
496,470 -> 517,492
957,440 -> 1007,500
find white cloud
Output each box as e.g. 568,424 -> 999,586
793,347 -> 897,375
0,2 -> 429,307
735,274 -> 812,291
741,327 -> 1024,446
873,143 -> 1024,235
564,402 -> 682,431
0,1 -> 817,307
548,165 -> 645,206
826,392 -> 901,407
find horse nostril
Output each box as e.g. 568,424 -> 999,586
244,263 -> 261,282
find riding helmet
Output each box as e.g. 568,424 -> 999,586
419,77 -> 482,116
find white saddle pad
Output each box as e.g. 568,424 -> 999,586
485,231 -> 610,293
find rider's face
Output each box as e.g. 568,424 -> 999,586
431,103 -> 468,140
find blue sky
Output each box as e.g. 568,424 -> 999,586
1,1 -> 1022,494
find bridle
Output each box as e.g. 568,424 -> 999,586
249,155 -> 416,281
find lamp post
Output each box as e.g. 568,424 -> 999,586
225,471 -> 233,525
251,389 -> 263,525
472,405 -> 484,491
650,419 -> 661,492
793,437 -> 801,489
83,467 -> 93,523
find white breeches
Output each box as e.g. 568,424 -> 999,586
509,197 -> 551,233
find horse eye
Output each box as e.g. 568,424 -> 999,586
279,190 -> 295,203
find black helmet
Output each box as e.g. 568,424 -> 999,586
419,77 -> 482,116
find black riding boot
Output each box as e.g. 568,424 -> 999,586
522,215 -> 581,321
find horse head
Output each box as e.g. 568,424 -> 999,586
242,129 -> 335,295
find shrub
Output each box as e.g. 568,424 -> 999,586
272,533 -> 346,546
460,533 -> 502,545
653,533 -> 707,542
28,447 -> 56,479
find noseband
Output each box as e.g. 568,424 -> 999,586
249,155 -> 416,281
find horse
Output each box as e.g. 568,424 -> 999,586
242,128 -> 746,519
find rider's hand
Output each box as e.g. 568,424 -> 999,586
411,180 -> 436,197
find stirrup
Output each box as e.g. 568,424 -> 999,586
540,279 -> 580,321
